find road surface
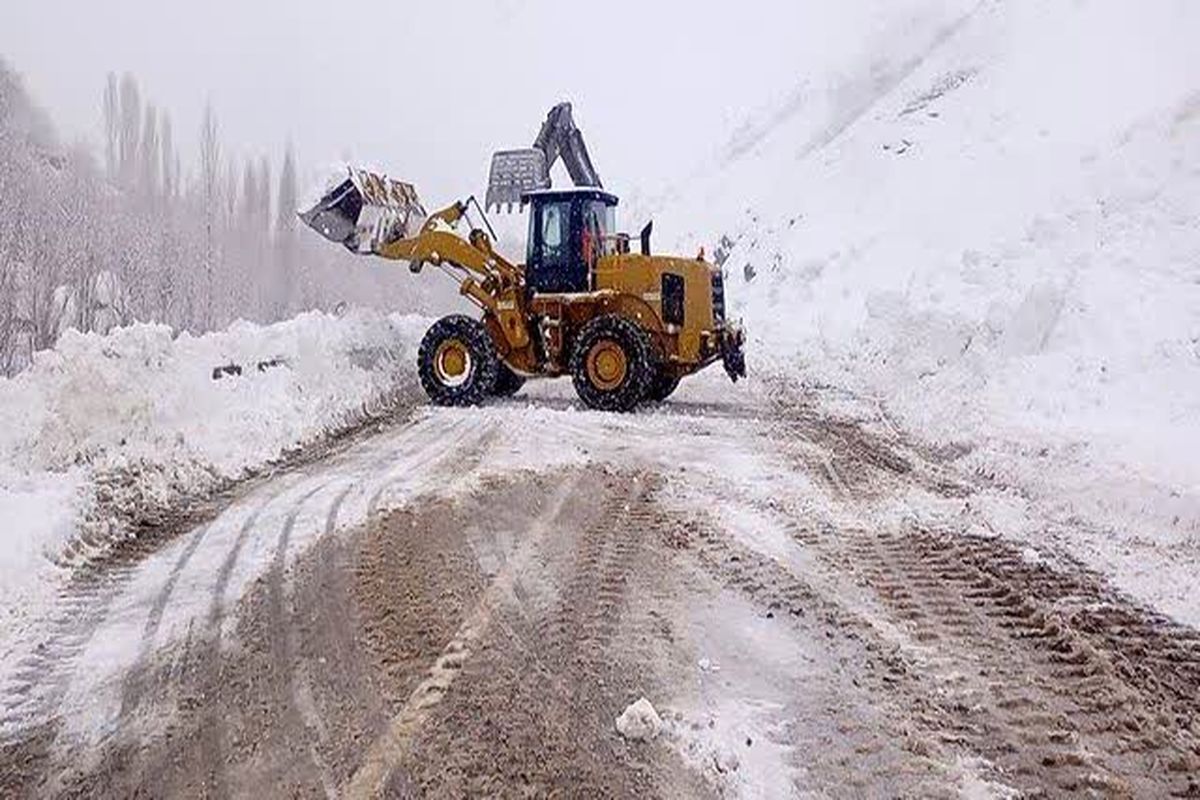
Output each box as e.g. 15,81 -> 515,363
2,375 -> 1198,798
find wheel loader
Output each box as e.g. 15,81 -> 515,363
299,103 -> 745,412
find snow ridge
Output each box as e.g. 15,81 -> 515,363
0,309 -> 427,640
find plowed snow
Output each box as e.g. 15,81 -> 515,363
1,375 -> 1198,798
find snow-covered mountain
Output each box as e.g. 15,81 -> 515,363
657,1 -> 1199,558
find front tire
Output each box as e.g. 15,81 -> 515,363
570,315 -> 654,412
417,315 -> 499,406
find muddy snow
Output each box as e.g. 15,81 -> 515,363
2,374 -> 1198,798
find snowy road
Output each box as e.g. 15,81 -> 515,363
2,375 -> 1199,798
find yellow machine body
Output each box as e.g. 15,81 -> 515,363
370,194 -> 742,385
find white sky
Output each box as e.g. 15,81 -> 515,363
0,1 -> 910,203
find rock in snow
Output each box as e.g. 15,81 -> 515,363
616,697 -> 663,742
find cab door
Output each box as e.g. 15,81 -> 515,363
527,199 -> 586,293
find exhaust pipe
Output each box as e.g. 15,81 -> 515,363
639,220 -> 653,256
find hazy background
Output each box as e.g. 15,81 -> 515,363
0,0 -> 953,375
0,0 -> 901,200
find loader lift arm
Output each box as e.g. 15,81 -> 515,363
486,102 -> 602,212
369,199 -> 536,365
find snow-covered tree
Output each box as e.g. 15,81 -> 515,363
117,74 -> 140,189
0,63 -> 433,374
257,156 -> 272,235
102,73 -> 119,180
275,145 -> 298,314
139,104 -> 159,200
159,111 -> 175,200
199,101 -> 221,328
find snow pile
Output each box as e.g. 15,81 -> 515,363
662,2 -> 1199,580
0,308 -> 427,623
616,697 -> 663,742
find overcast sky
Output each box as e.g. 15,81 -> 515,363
0,1 -> 903,203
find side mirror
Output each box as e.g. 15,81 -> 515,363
639,220 -> 653,256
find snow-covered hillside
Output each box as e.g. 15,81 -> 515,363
653,1 -> 1200,605
0,310 -> 426,635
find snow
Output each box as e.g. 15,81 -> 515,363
668,588 -> 810,797
522,187 -> 614,198
0,308 -> 427,643
615,696 -> 663,742
653,0 -> 1200,625
1,7 -> 1198,777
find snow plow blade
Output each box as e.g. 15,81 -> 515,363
485,149 -> 550,212
720,326 -> 747,382
298,167 -> 426,253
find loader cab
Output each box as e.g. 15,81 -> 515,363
524,188 -> 618,294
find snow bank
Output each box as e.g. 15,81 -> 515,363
0,308 -> 427,630
661,3 -> 1200,617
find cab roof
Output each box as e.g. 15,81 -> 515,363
520,187 -> 619,206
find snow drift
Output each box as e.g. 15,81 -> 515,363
656,2 -> 1200,618
0,309 -> 427,631
711,2 -> 1199,460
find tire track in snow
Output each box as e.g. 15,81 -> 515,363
0,406 -> 484,752
206,489 -> 286,629
266,415 -> 498,796
271,484 -> 330,592
0,563 -> 138,738
341,473 -> 581,799
285,481 -> 359,800
839,526 -> 1200,796
118,523 -> 215,718
86,421 -> 459,788
231,482 -> 334,795
199,410 -> 458,635
363,413 -> 486,517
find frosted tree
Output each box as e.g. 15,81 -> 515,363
117,74 -> 140,189
241,159 -> 260,228
275,145 -> 298,314
154,110 -> 178,322
0,62 -> 430,374
256,155 -> 275,312
159,111 -> 174,200
276,145 -> 297,234
102,73 -> 119,181
257,156 -> 272,234
139,104 -> 159,199
223,159 -> 240,234
0,69 -> 19,371
199,102 -> 221,327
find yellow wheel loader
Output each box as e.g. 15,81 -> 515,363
299,104 -> 745,412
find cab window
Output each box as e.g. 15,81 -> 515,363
583,200 -> 616,259
541,202 -> 567,258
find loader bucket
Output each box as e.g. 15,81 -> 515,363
485,148 -> 549,213
298,167 -> 426,253
298,176 -> 363,246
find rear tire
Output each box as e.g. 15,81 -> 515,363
417,315 -> 499,406
492,363 -> 526,397
646,371 -> 680,402
570,315 -> 654,412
